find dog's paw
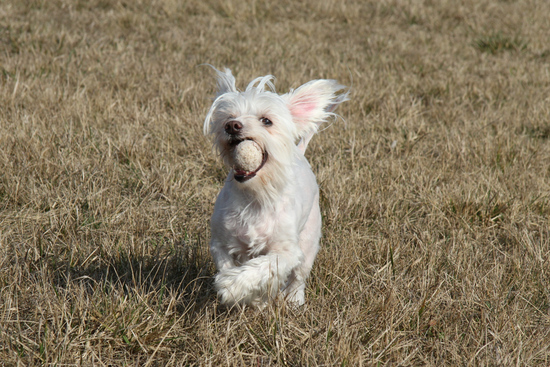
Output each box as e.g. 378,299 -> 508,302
214,269 -> 260,305
214,262 -> 280,306
285,289 -> 305,306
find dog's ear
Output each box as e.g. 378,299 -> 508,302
284,79 -> 349,136
214,68 -> 237,98
203,68 -> 238,135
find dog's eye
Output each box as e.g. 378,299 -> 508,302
260,117 -> 273,127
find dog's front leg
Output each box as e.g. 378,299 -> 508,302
209,239 -> 235,271
214,242 -> 303,306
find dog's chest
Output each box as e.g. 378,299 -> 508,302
225,207 -> 279,258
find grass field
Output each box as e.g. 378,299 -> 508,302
1,0 -> 550,365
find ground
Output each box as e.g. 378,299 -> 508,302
1,0 -> 549,365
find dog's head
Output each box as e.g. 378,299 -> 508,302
204,67 -> 348,195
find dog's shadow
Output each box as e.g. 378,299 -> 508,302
52,236 -> 217,315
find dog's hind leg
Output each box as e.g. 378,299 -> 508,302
283,196 -> 322,305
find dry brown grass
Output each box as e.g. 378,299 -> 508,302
1,0 -> 550,365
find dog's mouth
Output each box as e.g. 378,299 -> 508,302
230,138 -> 268,183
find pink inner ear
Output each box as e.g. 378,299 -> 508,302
289,95 -> 317,121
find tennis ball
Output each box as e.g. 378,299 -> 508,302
233,140 -> 263,172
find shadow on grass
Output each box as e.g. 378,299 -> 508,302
51,234 -> 217,315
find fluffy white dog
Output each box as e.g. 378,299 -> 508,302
203,67 -> 348,306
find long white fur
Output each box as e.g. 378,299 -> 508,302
204,67 -> 349,306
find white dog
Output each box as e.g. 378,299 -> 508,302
203,68 -> 348,306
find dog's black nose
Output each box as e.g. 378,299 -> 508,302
225,120 -> 243,135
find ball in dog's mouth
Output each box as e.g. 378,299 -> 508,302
232,140 -> 267,183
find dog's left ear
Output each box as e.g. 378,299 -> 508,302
283,79 -> 349,137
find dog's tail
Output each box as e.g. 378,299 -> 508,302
283,80 -> 350,154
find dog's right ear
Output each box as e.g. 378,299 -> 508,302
214,68 -> 237,98
204,67 -> 238,135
